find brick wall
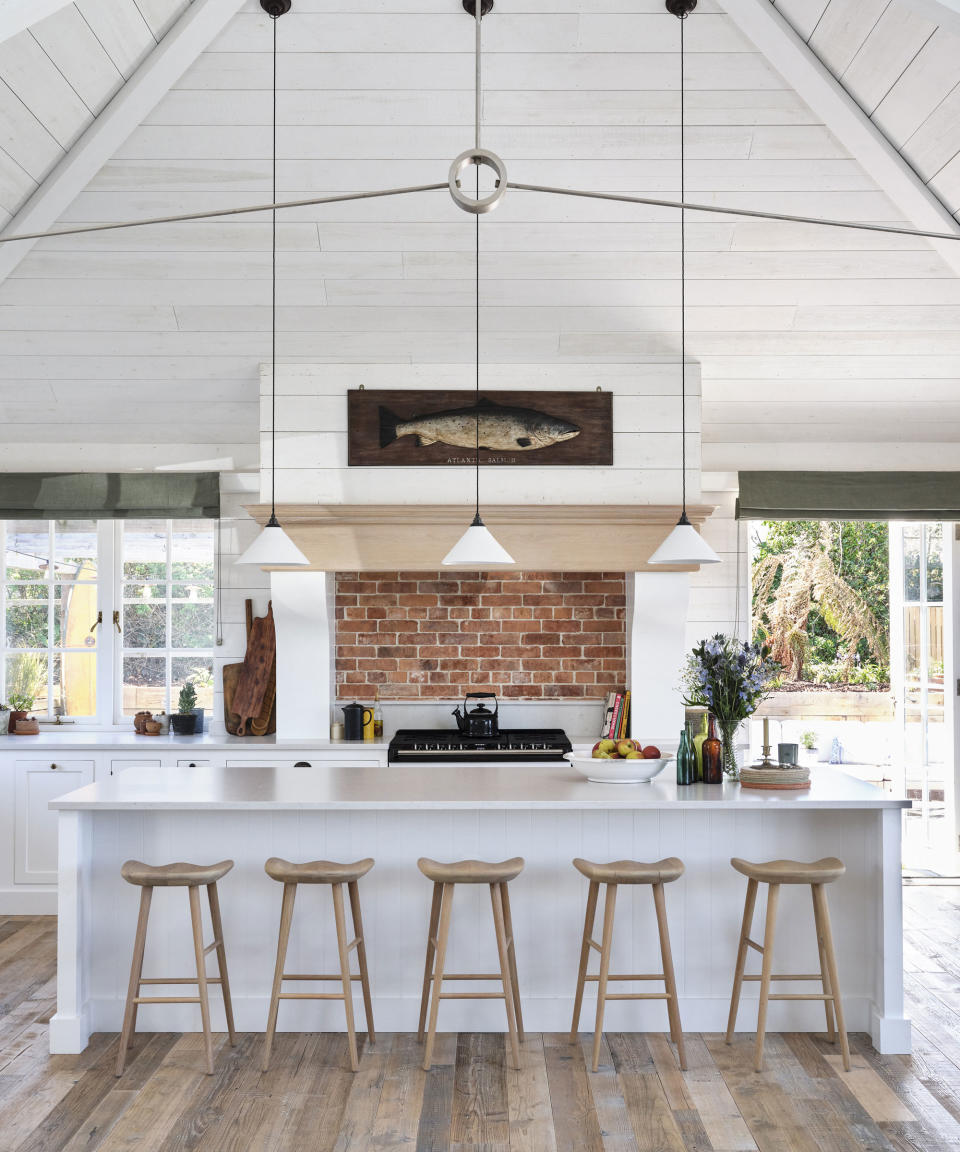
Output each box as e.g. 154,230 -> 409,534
335,571 -> 626,700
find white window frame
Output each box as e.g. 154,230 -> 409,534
0,519 -> 216,729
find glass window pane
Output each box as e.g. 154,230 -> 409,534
7,583 -> 48,601
172,657 -> 213,711
123,603 -> 166,648
925,524 -> 943,602
6,522 -> 49,580
122,521 -> 167,581
55,651 -> 96,717
57,585 -> 98,651
124,583 -> 159,600
6,652 -> 47,711
903,605 -> 922,682
6,603 -> 48,648
903,526 -> 921,601
171,603 -> 214,649
123,655 -> 166,716
53,520 -> 98,581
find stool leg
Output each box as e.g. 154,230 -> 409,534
206,881 -> 236,1047
726,877 -> 758,1044
570,879 -> 599,1040
499,881 -> 524,1042
811,883 -> 836,1043
188,885 -> 215,1075
348,879 -> 375,1046
263,881 -> 297,1072
652,881 -> 686,1072
813,883 -> 850,1072
423,882 -> 453,1072
491,882 -> 521,1070
332,882 -> 359,1072
592,883 -> 617,1073
754,882 -> 780,1073
418,881 -> 442,1042
116,885 -> 153,1077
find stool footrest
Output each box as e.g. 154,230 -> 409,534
438,992 -> 505,1000
278,992 -> 349,1001
742,973 -> 823,981
134,996 -> 201,1005
585,973 -> 665,982
281,973 -> 362,981
436,972 -> 503,982
138,976 -> 223,986
603,992 -> 671,1001
765,993 -> 833,1001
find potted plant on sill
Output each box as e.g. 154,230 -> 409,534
801,730 -> 819,765
7,692 -> 36,735
171,682 -> 198,736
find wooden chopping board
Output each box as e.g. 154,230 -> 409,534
224,600 -> 277,736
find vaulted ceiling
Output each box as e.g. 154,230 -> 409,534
0,0 -> 958,473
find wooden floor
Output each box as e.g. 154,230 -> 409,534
3,887 -> 960,1150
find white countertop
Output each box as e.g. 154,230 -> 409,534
1,732 -> 388,751
50,762 -> 911,811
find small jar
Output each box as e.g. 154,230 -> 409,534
330,721 -> 345,742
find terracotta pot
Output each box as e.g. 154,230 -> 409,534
8,710 -> 28,732
144,720 -> 162,736
133,710 -> 153,734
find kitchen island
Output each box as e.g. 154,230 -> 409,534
50,763 -> 911,1055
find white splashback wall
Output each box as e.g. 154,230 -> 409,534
260,361 -> 701,506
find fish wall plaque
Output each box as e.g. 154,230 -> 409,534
347,390 -> 612,467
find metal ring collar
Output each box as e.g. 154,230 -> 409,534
448,148 -> 508,215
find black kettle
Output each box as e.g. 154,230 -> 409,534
452,692 -> 499,739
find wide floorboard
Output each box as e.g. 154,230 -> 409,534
2,885 -> 960,1150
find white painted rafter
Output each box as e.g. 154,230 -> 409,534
723,0 -> 960,277
0,0 -> 247,285
0,0 -> 74,45
902,0 -> 960,37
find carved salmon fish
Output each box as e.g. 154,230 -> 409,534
379,398 -> 581,452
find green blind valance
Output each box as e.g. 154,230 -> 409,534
737,471 -> 960,521
0,472 -> 220,520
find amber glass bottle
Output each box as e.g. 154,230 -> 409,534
702,714 -> 723,784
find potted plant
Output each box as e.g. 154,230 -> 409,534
801,730 -> 819,765
7,691 -> 34,733
171,682 -> 198,736
187,667 -> 211,734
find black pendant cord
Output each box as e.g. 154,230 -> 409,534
268,11 -> 279,526
679,10 -> 689,526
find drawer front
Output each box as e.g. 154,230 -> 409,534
108,758 -> 161,778
224,757 -> 384,769
177,759 -> 212,768
15,760 -> 95,884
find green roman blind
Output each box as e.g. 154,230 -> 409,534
0,472 -> 220,520
737,471 -> 960,521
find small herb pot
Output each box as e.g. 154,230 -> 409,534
170,713 -> 197,736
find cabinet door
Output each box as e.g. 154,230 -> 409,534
15,760 -> 95,884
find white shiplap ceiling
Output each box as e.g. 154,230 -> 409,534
0,0 -> 958,471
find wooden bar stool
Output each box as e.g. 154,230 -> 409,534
726,856 -> 850,1073
570,857 -> 686,1073
417,856 -> 524,1071
263,857 -> 375,1073
116,859 -> 236,1077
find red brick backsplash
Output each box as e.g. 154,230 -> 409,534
335,571 -> 627,700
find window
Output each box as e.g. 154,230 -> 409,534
119,520 -> 215,719
0,519 -> 216,726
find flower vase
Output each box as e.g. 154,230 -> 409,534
719,721 -> 740,780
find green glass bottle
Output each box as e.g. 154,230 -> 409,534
692,711 -> 709,781
676,723 -> 696,786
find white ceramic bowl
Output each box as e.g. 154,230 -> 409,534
565,751 -> 672,784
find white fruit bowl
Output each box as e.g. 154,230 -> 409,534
565,752 -> 672,784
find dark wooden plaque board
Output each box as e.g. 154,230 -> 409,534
347,390 -> 613,467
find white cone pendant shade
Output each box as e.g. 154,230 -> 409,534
236,516 -> 310,567
442,514 -> 514,566
648,514 -> 720,566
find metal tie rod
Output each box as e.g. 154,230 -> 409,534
0,182 -> 449,246
506,181 -> 960,243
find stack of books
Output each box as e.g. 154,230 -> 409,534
599,689 -> 630,741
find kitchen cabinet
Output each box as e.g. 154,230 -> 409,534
106,758 -> 161,778
15,760 -> 94,884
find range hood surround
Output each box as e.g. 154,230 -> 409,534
243,503 -> 716,573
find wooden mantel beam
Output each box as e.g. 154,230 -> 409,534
243,503 -> 717,573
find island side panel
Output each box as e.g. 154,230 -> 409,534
50,810 -> 91,1054
63,804 -> 905,1051
873,807 -> 910,1053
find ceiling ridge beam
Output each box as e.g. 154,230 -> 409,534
0,0 -> 248,286
0,1 -> 74,45
720,0 -> 960,278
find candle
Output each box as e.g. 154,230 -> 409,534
763,717 -> 769,751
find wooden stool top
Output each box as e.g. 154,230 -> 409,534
264,857 -> 374,884
573,857 -> 684,884
418,857 -> 524,884
120,859 -> 234,887
731,857 -> 845,885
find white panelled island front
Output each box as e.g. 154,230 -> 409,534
50,762 -> 911,1056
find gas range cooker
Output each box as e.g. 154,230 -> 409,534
388,728 -> 572,764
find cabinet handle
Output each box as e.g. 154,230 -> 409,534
50,763 -> 57,770
294,761 -> 312,768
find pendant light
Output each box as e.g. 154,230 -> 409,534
237,0 -> 309,568
649,1 -> 720,567
443,2 -> 513,568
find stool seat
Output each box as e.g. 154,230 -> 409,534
120,859 -> 234,887
418,856 -> 524,884
573,857 -> 684,885
730,857 -> 845,885
264,857 -> 374,885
